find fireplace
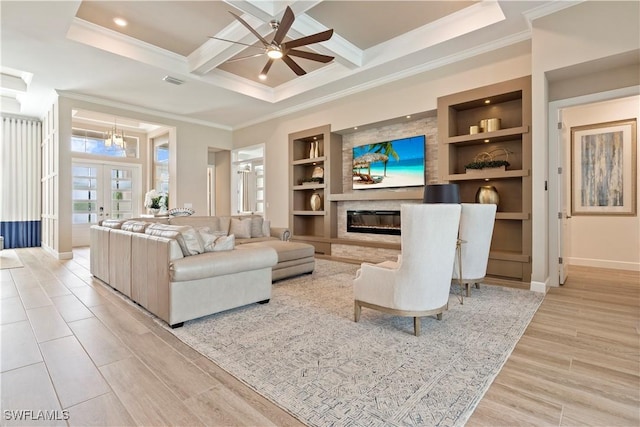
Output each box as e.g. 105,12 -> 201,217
347,210 -> 401,235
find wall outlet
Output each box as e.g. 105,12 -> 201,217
184,203 -> 192,208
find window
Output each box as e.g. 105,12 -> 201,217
153,138 -> 169,193
71,128 -> 138,158
232,144 -> 265,215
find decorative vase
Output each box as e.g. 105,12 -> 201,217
314,142 -> 319,158
148,208 -> 160,215
309,142 -> 315,159
476,185 -> 499,206
310,192 -> 322,211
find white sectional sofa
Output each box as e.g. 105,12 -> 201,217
90,215 -> 314,327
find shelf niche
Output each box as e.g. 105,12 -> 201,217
438,75 -> 532,282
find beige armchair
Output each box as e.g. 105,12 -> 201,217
453,203 -> 497,297
353,204 -> 462,336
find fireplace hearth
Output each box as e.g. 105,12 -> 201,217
347,210 -> 401,235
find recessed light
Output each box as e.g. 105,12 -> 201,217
406,115 -> 411,119
354,127 -> 358,130
484,139 -> 490,143
258,73 -> 267,81
484,99 -> 491,104
113,17 -> 128,27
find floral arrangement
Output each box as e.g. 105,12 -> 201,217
144,189 -> 168,210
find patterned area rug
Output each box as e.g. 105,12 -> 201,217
168,259 -> 544,427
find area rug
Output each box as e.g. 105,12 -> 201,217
0,250 -> 24,269
168,259 -> 544,427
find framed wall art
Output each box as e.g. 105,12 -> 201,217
571,118 -> 637,216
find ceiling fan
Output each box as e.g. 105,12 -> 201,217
211,6 -> 334,80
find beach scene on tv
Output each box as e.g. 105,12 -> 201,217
352,135 -> 426,190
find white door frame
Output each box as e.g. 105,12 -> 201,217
547,86 -> 639,286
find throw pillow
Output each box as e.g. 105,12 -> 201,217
212,234 -> 235,251
199,230 -> 236,252
229,218 -> 252,239
262,219 -> 271,238
198,230 -> 217,252
146,223 -> 204,256
250,217 -> 264,238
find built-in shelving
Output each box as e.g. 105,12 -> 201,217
438,75 -> 532,281
289,125 -> 342,254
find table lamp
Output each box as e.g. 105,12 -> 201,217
423,183 -> 460,204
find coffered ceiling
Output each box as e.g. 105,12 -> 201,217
1,1 -> 575,129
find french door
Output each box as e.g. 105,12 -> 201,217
71,162 -> 141,246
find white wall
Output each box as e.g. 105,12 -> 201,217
563,96 -> 640,271
233,41 -> 532,227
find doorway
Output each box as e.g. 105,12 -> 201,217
548,87 -> 639,285
71,161 -> 141,246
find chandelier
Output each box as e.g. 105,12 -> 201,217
105,120 -> 125,148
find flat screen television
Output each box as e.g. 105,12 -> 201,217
352,135 -> 425,190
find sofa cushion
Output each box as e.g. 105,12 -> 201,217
243,240 -> 315,263
169,246 -> 278,282
146,223 -> 204,256
121,220 -> 150,233
229,218 -> 252,239
101,219 -> 124,229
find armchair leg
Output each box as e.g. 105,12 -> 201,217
354,302 -> 361,322
414,317 -> 421,336
466,283 -> 471,297
436,312 -> 443,320
475,283 -> 480,289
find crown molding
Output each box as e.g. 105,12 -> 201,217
522,0 -> 585,30
234,29 -> 532,130
66,18 -> 188,73
56,90 -> 232,131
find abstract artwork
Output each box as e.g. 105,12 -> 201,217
571,119 -> 637,215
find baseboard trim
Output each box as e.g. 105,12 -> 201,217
530,279 -> 548,294
42,244 -> 73,260
568,257 -> 640,272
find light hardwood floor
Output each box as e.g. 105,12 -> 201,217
1,247 -> 638,426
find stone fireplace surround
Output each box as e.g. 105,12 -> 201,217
330,114 -> 438,263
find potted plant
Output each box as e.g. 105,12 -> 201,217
465,149 -> 511,173
144,189 -> 169,214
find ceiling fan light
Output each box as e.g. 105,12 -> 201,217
266,48 -> 283,59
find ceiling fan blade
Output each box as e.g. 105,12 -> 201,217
282,55 -> 306,76
286,49 -> 334,63
209,36 -> 265,50
272,6 -> 295,45
282,29 -> 333,50
228,11 -> 270,46
226,52 -> 266,63
260,59 -> 275,76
